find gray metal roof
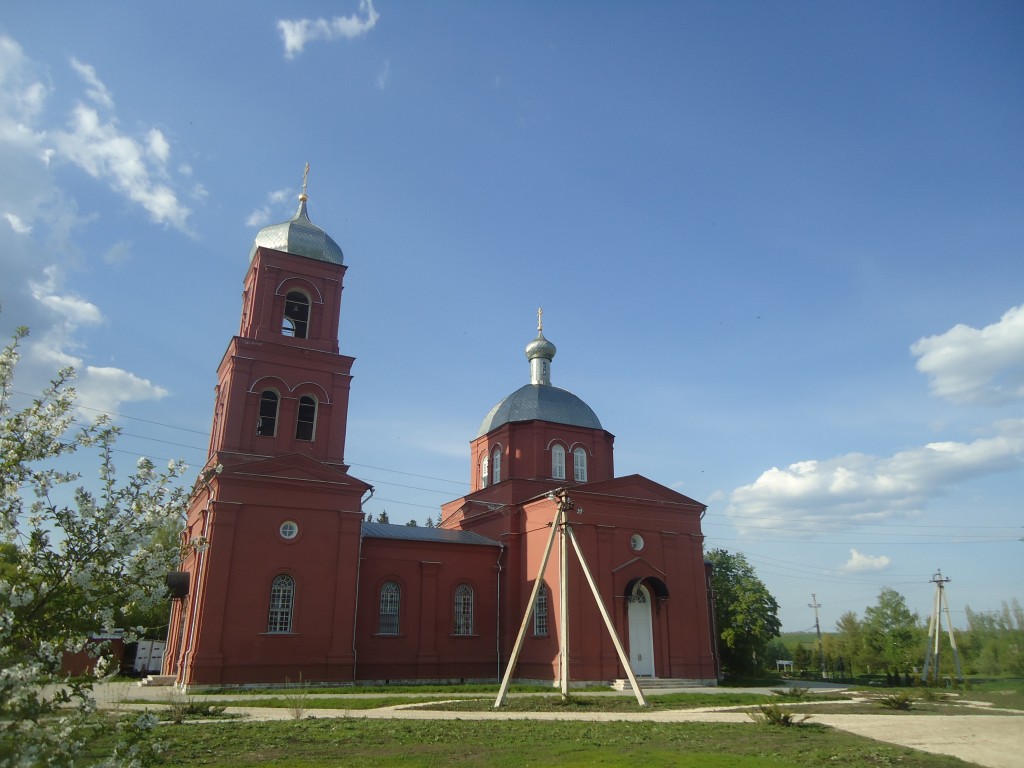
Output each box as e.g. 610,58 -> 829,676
477,383 -> 602,437
361,522 -> 500,547
249,199 -> 344,265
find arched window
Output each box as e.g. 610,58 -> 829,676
491,447 -> 501,484
454,583 -> 474,635
573,447 -> 588,482
282,291 -> 310,339
379,581 -> 400,635
257,390 -> 279,436
551,445 -> 566,480
295,395 -> 317,441
267,574 -> 294,633
533,582 -> 549,636
480,453 -> 489,489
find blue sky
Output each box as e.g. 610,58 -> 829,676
2,1 -> 1021,634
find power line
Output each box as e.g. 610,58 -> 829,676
9,389 -> 209,435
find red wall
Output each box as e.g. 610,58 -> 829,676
354,537 -> 502,681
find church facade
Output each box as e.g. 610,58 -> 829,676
163,190 -> 719,687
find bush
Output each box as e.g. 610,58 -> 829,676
770,686 -> 810,699
748,703 -> 811,726
878,692 -> 913,710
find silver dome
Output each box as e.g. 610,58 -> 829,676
525,331 -> 556,361
249,199 -> 344,265
477,383 -> 602,437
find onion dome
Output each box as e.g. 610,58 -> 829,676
477,313 -> 602,437
249,167 -> 344,264
525,329 -> 556,364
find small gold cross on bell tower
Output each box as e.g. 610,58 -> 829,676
300,162 -> 310,202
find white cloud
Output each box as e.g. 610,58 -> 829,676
146,127 -> 170,164
841,549 -> 890,572
29,266 -> 103,325
76,366 -> 168,415
278,0 -> 380,59
912,304 -> 1024,405
246,188 -> 295,227
0,36 -> 48,148
103,239 -> 132,264
69,57 -> 114,109
52,103 -> 190,230
20,266 -> 167,415
0,38 -> 173,418
4,212 -> 31,233
726,429 -> 1024,535
376,59 -> 390,90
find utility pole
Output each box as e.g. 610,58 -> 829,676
809,594 -> 825,679
921,570 -> 964,686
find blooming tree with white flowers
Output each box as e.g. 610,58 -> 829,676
0,324 -> 188,767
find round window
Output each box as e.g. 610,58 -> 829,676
279,521 -> 298,540
630,533 -> 644,552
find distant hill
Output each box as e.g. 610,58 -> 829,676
780,631 -> 824,647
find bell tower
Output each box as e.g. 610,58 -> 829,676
207,170 -> 354,468
166,170 -> 371,687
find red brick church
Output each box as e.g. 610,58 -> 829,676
163,187 -> 719,687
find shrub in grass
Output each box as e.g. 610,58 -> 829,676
879,692 -> 913,710
770,686 -> 810,699
283,675 -> 311,720
748,703 -> 811,726
162,692 -> 227,723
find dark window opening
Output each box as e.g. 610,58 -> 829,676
296,395 -> 317,441
282,291 -> 310,339
257,391 -> 279,436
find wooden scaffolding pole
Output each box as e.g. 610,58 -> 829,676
494,489 -> 648,708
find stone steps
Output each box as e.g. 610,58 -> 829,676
137,675 -> 176,687
610,678 -> 708,691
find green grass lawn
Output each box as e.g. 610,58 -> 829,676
91,682 -> 1024,765
151,718 -> 978,767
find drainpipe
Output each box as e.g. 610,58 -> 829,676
495,542 -> 505,680
351,531 -> 365,681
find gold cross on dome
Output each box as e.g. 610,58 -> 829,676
301,162 -> 310,201
537,307 -> 543,332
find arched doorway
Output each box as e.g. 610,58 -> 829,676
628,583 -> 655,677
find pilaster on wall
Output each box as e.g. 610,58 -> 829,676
184,497 -> 241,684
417,561 -> 441,663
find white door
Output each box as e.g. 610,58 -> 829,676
628,584 -> 655,677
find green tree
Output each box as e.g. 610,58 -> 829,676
862,588 -> 923,672
405,518 -> 418,527
764,638 -> 790,666
425,516 -> 435,528
833,610 -> 865,676
964,600 -> 1024,676
705,548 -> 781,676
0,325 -> 188,766
792,644 -> 813,673
375,509 -> 390,524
